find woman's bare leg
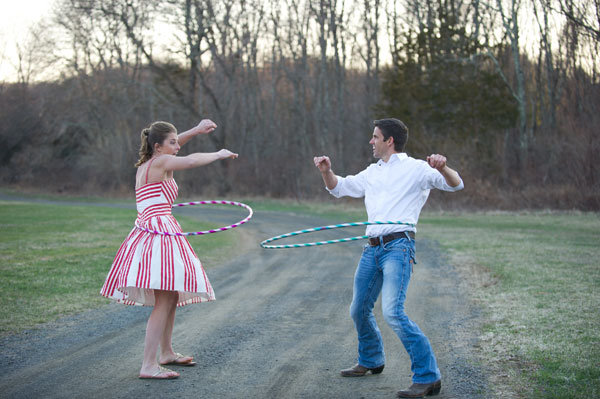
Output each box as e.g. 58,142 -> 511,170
159,292 -> 194,364
139,290 -> 180,378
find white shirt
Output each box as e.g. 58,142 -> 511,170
327,153 -> 464,237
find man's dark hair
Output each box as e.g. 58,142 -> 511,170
373,118 -> 409,152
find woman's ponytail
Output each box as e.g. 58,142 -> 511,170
135,128 -> 153,167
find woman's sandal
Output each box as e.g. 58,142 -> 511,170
139,366 -> 180,379
159,353 -> 197,367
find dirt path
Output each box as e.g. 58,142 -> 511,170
0,206 -> 487,398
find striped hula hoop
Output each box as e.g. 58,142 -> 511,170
135,200 -> 253,236
260,221 -> 415,249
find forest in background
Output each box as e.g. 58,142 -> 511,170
0,0 -> 598,210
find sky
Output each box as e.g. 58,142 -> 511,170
0,0 -> 54,81
0,0 -> 593,82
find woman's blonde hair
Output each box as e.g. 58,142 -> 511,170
135,121 -> 177,167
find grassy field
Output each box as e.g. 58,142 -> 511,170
1,192 -> 598,398
0,200 -> 238,336
419,212 -> 600,399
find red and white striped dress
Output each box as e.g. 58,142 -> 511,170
100,177 -> 215,306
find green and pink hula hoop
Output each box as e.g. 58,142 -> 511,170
260,221 -> 415,249
135,200 -> 253,236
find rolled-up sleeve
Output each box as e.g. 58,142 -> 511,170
327,170 -> 368,198
422,167 -> 464,192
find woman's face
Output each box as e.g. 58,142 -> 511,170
156,132 -> 180,156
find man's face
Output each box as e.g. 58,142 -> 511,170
369,127 -> 391,159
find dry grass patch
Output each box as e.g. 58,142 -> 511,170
419,211 -> 600,399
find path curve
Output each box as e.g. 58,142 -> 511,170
0,203 -> 487,398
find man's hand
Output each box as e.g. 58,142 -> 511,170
313,156 -> 332,173
314,155 -> 338,190
427,154 -> 462,187
196,119 -> 217,134
426,154 -> 447,171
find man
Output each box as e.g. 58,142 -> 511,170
313,118 -> 464,398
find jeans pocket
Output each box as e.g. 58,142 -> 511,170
382,238 -> 407,251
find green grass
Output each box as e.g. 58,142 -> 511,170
0,200 -> 237,336
2,190 -> 598,398
418,212 -> 600,399
0,187 -> 132,204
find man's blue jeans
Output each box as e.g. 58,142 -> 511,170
350,237 -> 441,384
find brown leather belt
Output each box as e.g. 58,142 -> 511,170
368,231 -> 415,246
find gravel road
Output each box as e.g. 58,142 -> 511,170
0,204 -> 487,399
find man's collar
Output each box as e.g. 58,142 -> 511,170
393,152 -> 408,161
378,152 -> 407,165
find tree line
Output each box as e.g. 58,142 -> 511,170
1,0 -> 598,209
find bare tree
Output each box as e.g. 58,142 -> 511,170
477,0 -> 531,172
13,22 -> 58,86
269,0 -> 317,196
357,0 -> 381,106
532,0 -> 561,130
0,34 -> 9,86
556,0 -> 600,40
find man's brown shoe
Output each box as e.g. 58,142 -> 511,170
340,363 -> 384,377
396,380 -> 441,398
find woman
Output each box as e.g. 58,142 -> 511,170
100,119 -> 237,379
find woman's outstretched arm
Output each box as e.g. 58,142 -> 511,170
177,119 -> 217,147
155,150 -> 238,172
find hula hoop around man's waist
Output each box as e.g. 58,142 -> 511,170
260,221 -> 415,249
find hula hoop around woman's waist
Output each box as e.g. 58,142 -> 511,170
135,200 -> 253,236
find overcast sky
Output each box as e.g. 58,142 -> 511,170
0,0 -> 54,81
0,0 -> 593,83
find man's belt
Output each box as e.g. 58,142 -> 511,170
368,231 -> 415,246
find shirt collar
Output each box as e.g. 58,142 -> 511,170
377,152 -> 407,166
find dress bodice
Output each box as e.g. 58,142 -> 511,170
135,178 -> 179,222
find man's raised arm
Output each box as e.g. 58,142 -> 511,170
314,156 -> 338,190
